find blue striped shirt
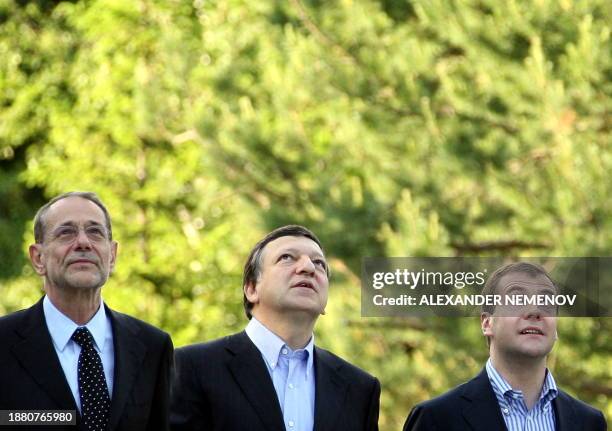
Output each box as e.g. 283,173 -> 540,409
486,358 -> 558,431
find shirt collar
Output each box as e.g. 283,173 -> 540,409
43,295 -> 110,352
486,358 -> 513,395
245,317 -> 315,377
540,367 -> 559,405
486,358 -> 558,407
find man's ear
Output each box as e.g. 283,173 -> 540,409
481,312 -> 493,337
244,280 -> 259,305
109,240 -> 118,272
29,244 -> 46,276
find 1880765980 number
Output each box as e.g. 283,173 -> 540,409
0,410 -> 76,426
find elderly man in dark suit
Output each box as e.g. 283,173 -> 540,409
171,225 -> 380,431
403,262 -> 607,431
0,191 -> 173,431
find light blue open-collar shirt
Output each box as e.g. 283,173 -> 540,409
43,295 -> 115,412
486,358 -> 558,431
246,317 -> 315,431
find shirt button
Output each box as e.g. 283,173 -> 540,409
288,383 -> 294,389
288,420 -> 294,427
282,348 -> 288,355
502,408 -> 509,415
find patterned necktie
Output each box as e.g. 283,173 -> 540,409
71,327 -> 111,431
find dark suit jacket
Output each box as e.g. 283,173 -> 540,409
0,297 -> 173,431
170,331 -> 380,431
403,368 -> 607,431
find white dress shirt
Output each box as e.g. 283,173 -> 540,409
43,295 -> 115,412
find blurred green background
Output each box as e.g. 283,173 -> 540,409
1,0 -> 610,428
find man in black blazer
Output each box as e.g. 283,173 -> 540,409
403,262 -> 607,431
171,225 -> 380,431
403,368 -> 606,430
0,192 -> 173,431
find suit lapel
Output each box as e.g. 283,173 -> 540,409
226,332 -> 286,431
460,369 -> 508,431
313,348 -> 349,431
553,391 -> 577,431
11,298 -> 78,411
13,299 -> 77,410
107,306 -> 147,431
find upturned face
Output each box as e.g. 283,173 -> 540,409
29,196 -> 117,293
482,272 -> 557,360
245,235 -> 329,320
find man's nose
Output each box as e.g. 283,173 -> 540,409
296,255 -> 316,274
522,305 -> 542,320
74,228 -> 93,249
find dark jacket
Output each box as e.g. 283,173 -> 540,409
403,368 -> 607,431
0,297 -> 173,431
170,331 -> 380,431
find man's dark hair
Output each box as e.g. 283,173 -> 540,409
481,262 -> 557,314
242,225 -> 329,319
34,191 -> 113,243
481,261 -> 558,346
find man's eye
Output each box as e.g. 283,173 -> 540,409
87,228 -> 105,237
278,254 -> 293,261
57,228 -> 76,237
314,259 -> 327,269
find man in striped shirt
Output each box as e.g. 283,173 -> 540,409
404,262 -> 607,430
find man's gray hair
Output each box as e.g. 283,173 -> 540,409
33,191 -> 113,243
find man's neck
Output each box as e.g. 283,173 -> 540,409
490,351 -> 547,410
45,286 -> 102,325
253,312 -> 315,350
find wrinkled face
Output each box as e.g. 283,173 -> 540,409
482,272 -> 557,360
245,235 -> 329,320
29,197 -> 117,292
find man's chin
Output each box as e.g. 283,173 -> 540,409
284,303 -> 323,317
63,275 -> 105,290
512,345 -> 554,360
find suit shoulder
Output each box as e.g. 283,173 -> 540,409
173,334 -> 240,376
557,388 -> 606,420
0,301 -> 43,337
315,346 -> 379,385
0,307 -> 30,334
109,308 -> 171,342
412,381 -> 467,412
0,307 -> 28,325
175,334 -> 234,359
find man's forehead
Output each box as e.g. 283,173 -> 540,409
262,235 -> 324,257
45,196 -> 106,226
498,271 -> 555,292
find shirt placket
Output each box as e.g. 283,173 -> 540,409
276,351 -> 289,415
504,391 -> 526,431
284,351 -> 301,430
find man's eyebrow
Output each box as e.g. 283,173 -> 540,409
540,288 -> 556,295
505,285 -> 526,292
84,220 -> 105,227
278,247 -> 325,259
503,281 -> 556,293
54,220 -> 105,229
